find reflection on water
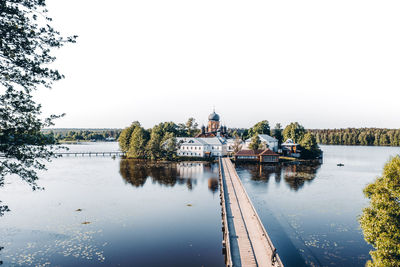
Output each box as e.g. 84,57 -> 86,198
237,145 -> 400,267
237,162 -> 321,191
0,148 -> 224,267
120,160 -> 218,193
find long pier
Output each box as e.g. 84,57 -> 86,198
219,157 -> 283,267
54,151 -> 125,157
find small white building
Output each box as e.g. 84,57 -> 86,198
281,139 -> 301,158
245,134 -> 279,152
176,136 -> 227,158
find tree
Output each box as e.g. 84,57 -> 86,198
283,122 -> 306,143
185,117 -> 199,137
299,132 -> 321,159
161,132 -> 178,160
128,127 -> 149,158
233,135 -> 243,154
242,129 -> 250,140
359,156 -> 400,267
272,123 -> 283,145
0,0 -> 76,214
249,120 -> 270,136
249,134 -> 261,151
118,122 -> 140,152
146,126 -> 163,160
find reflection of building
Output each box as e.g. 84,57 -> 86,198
281,139 -> 301,158
177,162 -> 204,178
235,149 -> 279,163
244,134 -> 278,152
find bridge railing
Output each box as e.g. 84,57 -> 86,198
230,160 -> 284,267
53,151 -> 126,157
219,157 -> 233,267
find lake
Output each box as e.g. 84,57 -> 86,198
0,143 -> 399,266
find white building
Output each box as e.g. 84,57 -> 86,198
226,138 -> 244,153
245,134 -> 279,152
176,136 -> 227,158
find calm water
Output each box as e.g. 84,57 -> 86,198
236,145 -> 400,267
0,142 -> 224,266
0,143 -> 399,266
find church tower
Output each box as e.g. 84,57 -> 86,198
207,110 -> 220,133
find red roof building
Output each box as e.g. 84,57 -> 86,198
235,149 -> 279,163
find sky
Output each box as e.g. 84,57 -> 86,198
35,0 -> 400,129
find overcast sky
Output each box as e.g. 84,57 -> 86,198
35,0 -> 400,129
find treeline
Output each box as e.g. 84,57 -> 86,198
41,128 -> 122,142
309,128 -> 400,146
119,118 -> 201,160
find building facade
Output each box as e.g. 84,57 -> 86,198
244,134 -> 279,152
176,136 -> 227,158
235,149 -> 279,163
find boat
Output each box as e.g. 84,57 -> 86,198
337,163 -> 344,167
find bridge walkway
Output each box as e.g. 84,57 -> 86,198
219,157 -> 283,267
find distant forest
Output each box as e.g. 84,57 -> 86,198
309,128 -> 400,146
41,128 -> 122,142
41,127 -> 400,147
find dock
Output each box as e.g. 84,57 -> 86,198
54,151 -> 125,157
219,157 -> 283,267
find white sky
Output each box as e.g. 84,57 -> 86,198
35,0 -> 400,129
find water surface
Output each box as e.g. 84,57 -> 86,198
236,145 -> 400,266
1,143 -> 399,266
0,142 -> 225,266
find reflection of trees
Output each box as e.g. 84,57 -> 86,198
238,163 -> 280,183
119,159 -> 149,187
282,163 -> 321,191
238,162 -> 322,191
120,160 -> 205,191
0,245 -> 3,265
0,201 -> 10,217
208,178 -> 219,193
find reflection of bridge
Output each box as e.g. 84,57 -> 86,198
54,151 -> 125,157
219,157 -> 283,267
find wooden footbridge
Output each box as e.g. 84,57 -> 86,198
219,157 -> 283,267
54,151 -> 125,157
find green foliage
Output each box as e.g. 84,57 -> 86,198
128,127 -> 149,158
249,134 -> 261,151
299,132 -> 321,159
146,126 -> 163,160
360,156 -> 400,267
161,133 -> 178,160
0,0 -> 76,208
120,121 -> 180,160
272,123 -> 283,145
242,129 -> 250,140
119,122 -> 140,152
249,120 -> 270,137
283,122 -> 306,143
309,128 -> 400,147
185,117 -> 199,136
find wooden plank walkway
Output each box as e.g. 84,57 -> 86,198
54,151 -> 125,157
219,157 -> 283,267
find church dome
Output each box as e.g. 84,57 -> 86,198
208,111 -> 220,121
